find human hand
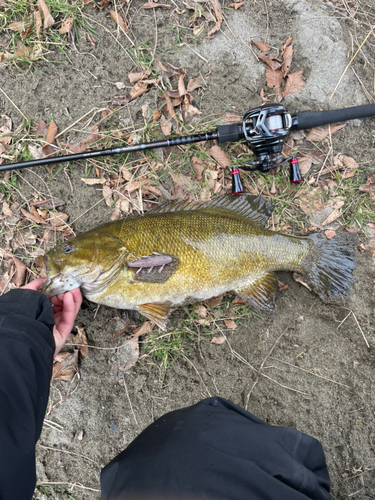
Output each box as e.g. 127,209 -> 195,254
21,278 -> 82,356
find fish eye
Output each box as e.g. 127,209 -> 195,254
64,244 -> 74,254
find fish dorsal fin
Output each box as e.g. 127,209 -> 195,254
234,273 -> 280,312
147,194 -> 274,227
137,301 -> 172,331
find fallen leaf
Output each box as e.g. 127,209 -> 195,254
278,281 -> 289,291
282,44 -> 293,76
359,176 -> 375,201
325,229 -> 336,239
53,350 -> 79,381
47,211 -> 69,228
194,304 -> 207,319
211,336 -> 226,344
7,21 -> 27,32
21,208 -> 47,225
128,69 -> 152,84
191,156 -> 205,180
142,2 -> 171,8
209,145 -> 231,168
72,326 -> 89,358
81,177 -> 106,185
266,67 -> 283,101
103,185 -> 113,206
228,1 -> 243,9
152,109 -> 161,122
12,256 -> 27,287
34,119 -> 48,136
205,294 -> 224,307
224,319 -> 237,329
282,70 -> 305,98
163,92 -> 178,124
260,88 -> 270,102
109,10 -> 130,33
259,53 -> 282,71
42,121 -> 58,157
37,0 -> 55,29
251,40 -> 271,52
207,0 -> 223,37
298,156 -> 312,175
307,123 -> 346,142
293,273 -> 311,290
221,112 -> 242,123
34,10 -> 42,37
133,320 -> 155,337
121,336 -> 140,372
187,75 -> 206,92
59,17 -> 73,34
31,197 -> 65,210
160,114 -> 172,136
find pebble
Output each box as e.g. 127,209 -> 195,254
296,316 -> 304,323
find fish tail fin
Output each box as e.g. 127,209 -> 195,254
299,233 -> 355,301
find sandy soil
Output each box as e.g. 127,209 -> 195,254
1,0 -> 375,498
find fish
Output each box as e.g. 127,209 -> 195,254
38,194 -> 355,330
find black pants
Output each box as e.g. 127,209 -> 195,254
0,290 -> 331,500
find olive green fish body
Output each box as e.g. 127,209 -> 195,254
39,195 -> 355,329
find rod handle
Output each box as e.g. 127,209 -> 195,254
295,103 -> 375,130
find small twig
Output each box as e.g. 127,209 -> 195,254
0,87 -> 28,120
245,324 -> 291,408
330,29 -> 372,100
37,445 -> 100,466
351,310 -> 370,348
122,374 -> 138,425
55,108 -> 103,138
35,481 -> 100,493
180,353 -> 212,398
270,357 -> 350,389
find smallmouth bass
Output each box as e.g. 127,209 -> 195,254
38,195 -> 355,330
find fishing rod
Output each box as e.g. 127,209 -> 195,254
2,103 -> 375,192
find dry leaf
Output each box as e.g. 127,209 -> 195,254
37,0 -> 55,29
21,208 -> 47,225
42,121 -> 58,157
109,10 -> 130,33
325,230 -> 336,239
207,0 -> 223,37
59,17 -> 73,34
228,1 -> 243,9
128,69 -> 152,83
160,114 -> 172,136
121,336 -> 139,372
133,320 -> 155,337
282,44 -> 293,77
191,156 -> 205,180
205,294 -> 224,307
251,40 -> 271,52
211,336 -> 226,345
224,319 -> 237,329
81,177 -> 106,185
282,71 -> 305,98
187,76 -> 206,92
34,119 -> 48,137
266,67 -> 283,101
12,256 -> 27,287
209,145 -> 231,168
278,281 -> 289,291
163,93 -> 178,124
260,88 -> 270,102
307,124 -> 346,142
194,304 -> 207,319
53,350 -> 79,381
73,326 -> 89,358
7,21 -> 27,32
293,273 -> 311,290
47,211 -> 69,228
28,144 -> 45,160
34,10 -> 42,37
359,176 -> 375,201
222,112 -> 241,123
103,185 -> 113,206
259,53 -> 282,71
298,156 -> 312,175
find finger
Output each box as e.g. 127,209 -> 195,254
71,288 -> 83,316
21,277 -> 47,291
54,291 -> 76,341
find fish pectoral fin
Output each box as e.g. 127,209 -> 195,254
234,273 -> 280,312
137,301 -> 172,331
129,255 -> 179,284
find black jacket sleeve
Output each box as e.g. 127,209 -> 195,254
0,289 -> 55,500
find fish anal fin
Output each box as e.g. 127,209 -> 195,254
234,273 -> 280,313
137,301 -> 172,331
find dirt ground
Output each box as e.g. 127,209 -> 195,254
1,0 -> 375,498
